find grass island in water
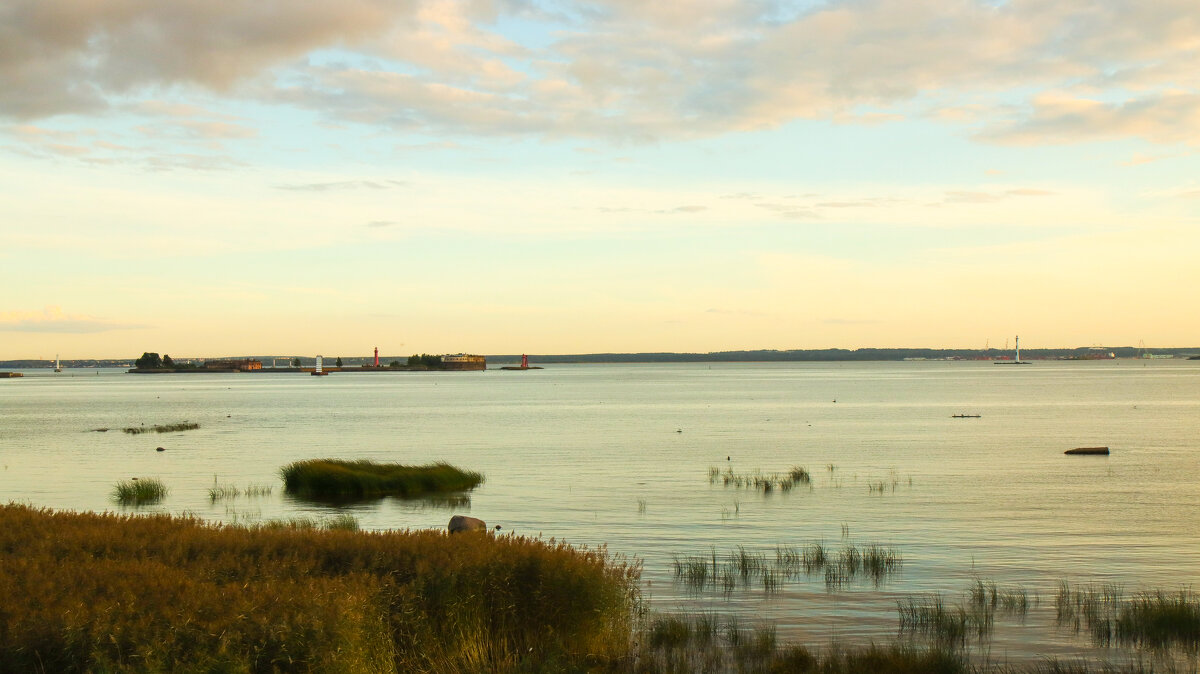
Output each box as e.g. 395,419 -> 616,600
281,459 -> 484,499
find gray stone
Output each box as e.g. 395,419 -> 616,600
448,515 -> 487,533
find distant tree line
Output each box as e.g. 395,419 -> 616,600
134,352 -> 198,370
407,354 -> 444,368
486,346 -> 1197,363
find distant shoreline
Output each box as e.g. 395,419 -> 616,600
4,346 -> 1198,369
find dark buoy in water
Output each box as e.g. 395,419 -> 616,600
156,447 -> 165,452
726,456 -> 731,461
676,428 -> 682,433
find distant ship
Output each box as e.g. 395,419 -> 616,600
54,355 -> 61,373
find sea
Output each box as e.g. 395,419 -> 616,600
2,360 -> 1198,666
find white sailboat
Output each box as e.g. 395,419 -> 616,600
54,355 -> 62,373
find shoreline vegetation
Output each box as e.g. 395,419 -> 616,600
121,421 -> 200,435
0,504 -> 637,673
281,459 -> 484,500
11,346 -> 1200,371
2,504 -> 1192,673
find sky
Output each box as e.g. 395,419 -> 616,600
1,0 -> 1198,359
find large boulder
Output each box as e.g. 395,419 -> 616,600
448,515 -> 487,534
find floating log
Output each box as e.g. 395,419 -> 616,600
1065,447 -> 1109,455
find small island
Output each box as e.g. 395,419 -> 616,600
128,351 -> 487,373
281,459 -> 485,499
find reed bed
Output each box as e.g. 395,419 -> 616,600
281,459 -> 484,499
111,478 -> 168,505
249,514 -> 361,532
969,579 -> 1037,616
122,421 -> 199,435
900,580 -> 1037,646
898,595 -> 993,645
207,483 -> 241,502
208,482 -> 274,502
0,504 -> 640,673
1056,582 -> 1200,649
673,542 -> 901,594
639,613 -> 968,673
709,465 -> 812,494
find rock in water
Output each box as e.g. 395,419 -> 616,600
448,515 -> 487,533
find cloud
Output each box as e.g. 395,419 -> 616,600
977,91 -> 1200,147
274,179 -> 407,191
1,0 -> 1197,148
944,189 -> 1054,203
0,307 -> 146,333
823,318 -> 883,325
0,0 -> 409,119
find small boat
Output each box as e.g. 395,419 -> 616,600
1065,447 -> 1109,455
951,414 -> 981,418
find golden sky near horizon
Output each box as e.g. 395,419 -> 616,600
2,0 -> 1198,358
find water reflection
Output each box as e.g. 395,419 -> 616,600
281,491 -> 471,510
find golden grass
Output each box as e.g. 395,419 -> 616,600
0,504 -> 640,673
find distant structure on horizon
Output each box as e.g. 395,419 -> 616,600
442,354 -> 486,371
204,359 -> 262,371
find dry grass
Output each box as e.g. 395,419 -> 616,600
0,504 -> 640,673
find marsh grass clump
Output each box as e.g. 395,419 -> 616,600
0,504 -> 640,672
251,515 -> 360,532
788,466 -> 811,484
709,465 -> 813,495
1117,590 -> 1200,649
640,614 -> 968,673
112,478 -> 168,505
677,542 -> 900,594
123,422 -> 200,435
1056,581 -> 1125,643
901,580 -> 1038,647
898,595 -> 980,645
244,484 -> 273,497
281,459 -> 484,500
969,579 -> 1036,616
208,484 -> 241,502
1057,582 -> 1200,649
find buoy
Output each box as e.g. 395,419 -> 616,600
156,447 -> 165,452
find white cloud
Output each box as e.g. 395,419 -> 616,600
0,0 -> 1196,147
0,307 -> 146,333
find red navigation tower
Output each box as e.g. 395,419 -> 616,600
374,347 -> 379,368
521,354 -> 528,368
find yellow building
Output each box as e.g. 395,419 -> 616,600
441,354 -> 486,371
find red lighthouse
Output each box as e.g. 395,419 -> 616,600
374,347 -> 379,368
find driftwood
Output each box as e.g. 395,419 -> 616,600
1065,447 -> 1109,455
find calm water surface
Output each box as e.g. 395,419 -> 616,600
3,361 -> 1199,664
